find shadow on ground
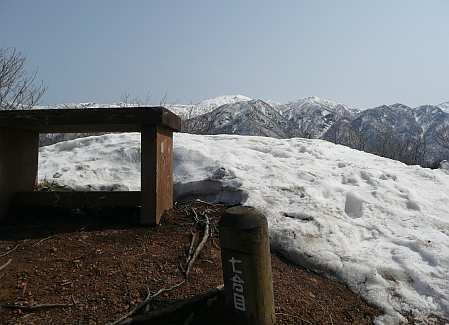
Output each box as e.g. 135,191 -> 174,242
0,207 -> 141,241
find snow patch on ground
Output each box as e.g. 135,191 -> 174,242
39,133 -> 449,324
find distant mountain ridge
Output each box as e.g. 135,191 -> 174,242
183,99 -> 289,138
166,95 -> 251,119
181,96 -> 449,167
36,94 -> 449,166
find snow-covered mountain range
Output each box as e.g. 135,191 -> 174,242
36,94 -> 449,166
180,95 -> 449,167
181,95 -> 356,138
183,99 -> 290,138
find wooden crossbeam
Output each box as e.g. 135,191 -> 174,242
11,191 -> 141,209
0,107 -> 180,133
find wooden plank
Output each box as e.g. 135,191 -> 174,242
140,127 -> 157,225
11,191 -> 141,208
155,127 -> 174,222
140,126 -> 174,225
0,107 -> 181,133
0,128 -> 39,221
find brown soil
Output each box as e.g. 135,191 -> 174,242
0,201 -> 381,324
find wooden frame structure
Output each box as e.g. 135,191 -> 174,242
0,107 -> 181,226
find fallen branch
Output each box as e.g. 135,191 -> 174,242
191,208 -> 200,223
32,235 -> 56,247
109,280 -> 185,325
0,244 -> 20,257
0,303 -> 73,311
185,215 -> 210,279
212,238 -> 220,250
0,259 -> 12,272
194,199 -> 220,207
210,221 -> 219,238
119,285 -> 223,325
186,228 -> 199,264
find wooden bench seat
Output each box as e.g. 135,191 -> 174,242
0,107 -> 181,226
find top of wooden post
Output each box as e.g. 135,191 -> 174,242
0,107 -> 181,133
220,206 -> 267,230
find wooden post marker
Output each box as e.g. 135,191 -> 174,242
219,206 -> 275,325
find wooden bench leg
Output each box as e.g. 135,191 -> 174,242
141,126 -> 174,226
0,128 -> 39,222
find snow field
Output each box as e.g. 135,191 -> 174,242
39,133 -> 449,324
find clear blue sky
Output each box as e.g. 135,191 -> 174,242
1,0 -> 449,108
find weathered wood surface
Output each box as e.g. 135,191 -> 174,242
11,191 -> 141,209
0,128 -> 39,221
141,126 -> 174,225
219,206 -> 275,325
0,107 -> 181,133
0,107 -> 179,226
155,127 -> 174,223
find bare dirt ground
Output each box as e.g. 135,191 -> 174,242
0,201 -> 381,324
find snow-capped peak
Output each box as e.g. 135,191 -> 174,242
300,96 -> 339,108
197,95 -> 251,109
386,103 -> 412,111
284,96 -> 351,114
166,95 -> 252,119
436,101 -> 449,113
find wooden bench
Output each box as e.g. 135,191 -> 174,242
0,107 -> 181,226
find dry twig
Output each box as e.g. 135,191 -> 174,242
186,228 -> 199,264
0,244 -> 20,257
109,280 -> 185,325
0,303 -> 73,311
32,235 -> 56,247
194,199 -> 219,206
191,208 -> 200,223
212,238 -> 220,250
0,259 -> 12,272
118,285 -> 223,325
185,215 -> 210,279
